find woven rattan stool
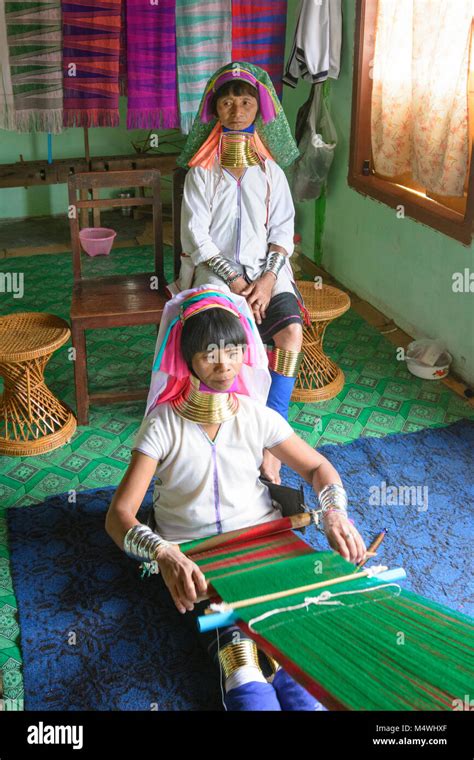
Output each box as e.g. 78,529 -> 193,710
0,313 -> 77,456
293,282 -> 350,402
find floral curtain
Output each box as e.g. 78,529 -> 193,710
371,0 -> 473,197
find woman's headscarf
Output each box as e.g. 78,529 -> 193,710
177,61 -> 300,170
145,285 -> 271,416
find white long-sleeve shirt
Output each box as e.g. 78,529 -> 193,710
180,158 -> 295,281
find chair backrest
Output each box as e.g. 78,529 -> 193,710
171,166 -> 188,280
68,168 -> 164,290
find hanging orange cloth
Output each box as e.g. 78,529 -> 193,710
188,122 -> 274,170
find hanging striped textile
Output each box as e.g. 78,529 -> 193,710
231,0 -> 288,100
176,0 -> 231,134
62,0 -> 121,128
119,0 -> 127,96
126,0 -> 179,130
0,1 -> 15,131
181,519 -> 474,711
0,0 -> 62,133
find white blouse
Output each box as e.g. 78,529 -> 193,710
180,158 -> 295,281
132,395 -> 295,543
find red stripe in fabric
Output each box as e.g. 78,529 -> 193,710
205,555 -> 300,582
193,531 -> 290,563
200,539 -> 307,572
185,517 -> 296,557
199,539 -> 312,574
191,529 -> 310,565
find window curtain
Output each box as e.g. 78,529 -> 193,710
371,0 -> 473,197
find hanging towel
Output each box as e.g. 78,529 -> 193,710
126,0 -> 179,130
176,0 -> 231,135
232,0 -> 288,100
0,0 -> 63,133
283,0 -> 342,88
62,0 -> 121,128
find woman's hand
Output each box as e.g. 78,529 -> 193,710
322,511 -> 366,564
157,546 -> 208,614
229,276 -> 249,297
241,273 -> 275,324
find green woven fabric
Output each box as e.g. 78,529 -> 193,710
177,60 -> 300,169
2,1 -> 63,133
209,551 -> 474,710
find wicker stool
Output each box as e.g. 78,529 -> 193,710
0,313 -> 77,456
293,282 -> 351,402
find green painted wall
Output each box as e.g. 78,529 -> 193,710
283,0 -> 315,259
322,1 -> 474,385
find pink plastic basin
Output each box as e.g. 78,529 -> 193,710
79,227 -> 117,257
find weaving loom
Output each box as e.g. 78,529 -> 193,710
175,515 -> 474,711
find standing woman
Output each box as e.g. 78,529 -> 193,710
170,61 -> 307,485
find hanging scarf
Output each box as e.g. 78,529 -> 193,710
0,0 -> 63,133
0,1 -> 15,131
177,61 -> 300,170
176,0 -> 231,135
232,0 -> 288,100
145,286 -> 271,416
126,0 -> 179,129
62,0 -> 121,128
119,0 -> 128,96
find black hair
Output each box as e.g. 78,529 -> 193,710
181,308 -> 247,371
210,80 -> 259,118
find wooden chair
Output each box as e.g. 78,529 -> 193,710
69,168 -> 172,426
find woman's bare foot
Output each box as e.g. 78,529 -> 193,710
260,449 -> 281,485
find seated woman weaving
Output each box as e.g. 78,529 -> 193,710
105,286 -> 366,712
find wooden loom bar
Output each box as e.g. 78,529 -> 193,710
205,566 -> 393,613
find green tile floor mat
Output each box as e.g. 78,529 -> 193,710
0,244 -> 472,707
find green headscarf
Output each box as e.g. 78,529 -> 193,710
177,61 -> 300,169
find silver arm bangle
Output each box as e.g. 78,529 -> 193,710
123,524 -> 173,563
264,251 -> 286,279
206,254 -> 239,285
318,483 -> 348,515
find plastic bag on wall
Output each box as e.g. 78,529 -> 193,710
291,84 -> 337,202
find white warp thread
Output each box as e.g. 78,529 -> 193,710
210,602 -> 229,613
247,582 -> 402,631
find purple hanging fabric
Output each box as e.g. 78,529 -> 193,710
126,0 -> 179,129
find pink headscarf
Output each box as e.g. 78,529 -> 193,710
144,286 -> 271,417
